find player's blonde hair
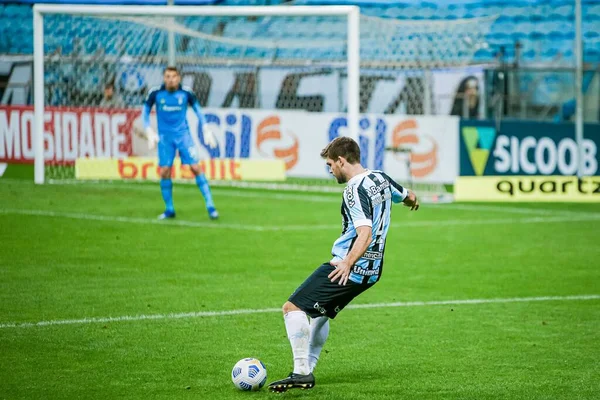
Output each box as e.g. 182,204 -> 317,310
320,136 -> 361,164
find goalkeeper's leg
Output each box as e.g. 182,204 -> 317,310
178,136 -> 218,220
158,140 -> 177,219
190,164 -> 218,220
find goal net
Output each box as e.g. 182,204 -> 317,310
34,5 -> 495,201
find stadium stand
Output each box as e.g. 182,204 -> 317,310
1,0 -> 599,64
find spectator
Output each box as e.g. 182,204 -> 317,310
100,82 -> 124,108
450,76 -> 480,119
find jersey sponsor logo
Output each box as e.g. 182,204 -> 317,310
368,180 -> 390,196
344,187 -> 356,207
362,251 -> 383,260
367,179 -> 392,205
371,191 -> 391,206
162,105 -> 183,112
352,265 -> 379,276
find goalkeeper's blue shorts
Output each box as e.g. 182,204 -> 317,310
158,133 -> 199,167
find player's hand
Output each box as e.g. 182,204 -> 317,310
403,191 -> 419,211
328,259 -> 352,286
145,127 -> 159,150
203,126 -> 217,148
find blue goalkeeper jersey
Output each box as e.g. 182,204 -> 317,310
142,84 -> 206,137
331,170 -> 409,285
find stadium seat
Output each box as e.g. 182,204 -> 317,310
473,47 -> 494,61
1,0 -> 599,63
549,4 -> 574,20
586,48 -> 600,62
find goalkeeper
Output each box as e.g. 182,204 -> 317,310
142,66 -> 219,220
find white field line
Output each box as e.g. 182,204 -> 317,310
1,294 -> 598,329
1,208 -> 599,231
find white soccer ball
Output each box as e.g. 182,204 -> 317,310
231,358 -> 267,391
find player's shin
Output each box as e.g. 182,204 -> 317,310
159,179 -> 174,213
308,316 -> 329,373
284,311 -> 311,375
194,174 -> 215,209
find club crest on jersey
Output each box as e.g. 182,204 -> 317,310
176,94 -> 185,105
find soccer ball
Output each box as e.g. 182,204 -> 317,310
231,358 -> 267,391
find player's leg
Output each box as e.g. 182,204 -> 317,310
283,301 -> 311,376
268,301 -> 315,393
280,310 -> 330,377
269,262 -> 375,393
158,138 -> 177,219
269,263 -> 336,392
178,136 -> 218,220
189,164 -> 218,219
308,316 -> 329,373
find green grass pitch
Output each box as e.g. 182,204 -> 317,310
1,180 -> 599,399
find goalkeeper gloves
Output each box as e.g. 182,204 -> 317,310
145,127 -> 159,150
203,126 -> 217,148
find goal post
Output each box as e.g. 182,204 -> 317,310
31,3 -> 493,201
32,4 -> 361,185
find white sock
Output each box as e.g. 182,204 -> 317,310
308,316 -> 330,373
284,311 -> 310,375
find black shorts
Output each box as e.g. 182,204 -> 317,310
288,263 -> 375,319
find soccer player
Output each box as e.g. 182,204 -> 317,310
268,136 -> 419,393
143,66 -> 219,220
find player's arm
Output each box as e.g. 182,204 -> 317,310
187,89 -> 217,148
329,186 -> 373,285
381,172 -> 419,210
329,226 -> 373,286
142,87 -> 159,149
340,225 -> 372,268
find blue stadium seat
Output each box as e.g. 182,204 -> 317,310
586,48 -> 600,62
223,22 -> 255,38
549,4 -> 574,20
244,47 -> 270,58
587,4 -> 600,21
473,47 -> 494,61
1,0 -> 599,64
463,3 -> 488,18
4,4 -> 27,18
382,7 -> 405,19
584,27 -> 600,41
